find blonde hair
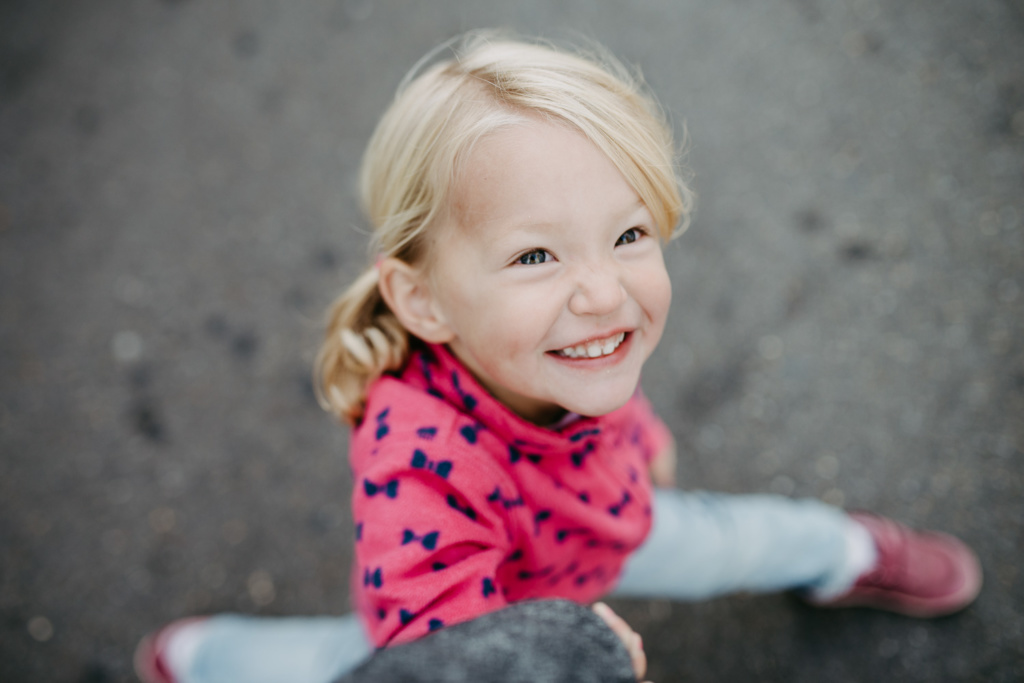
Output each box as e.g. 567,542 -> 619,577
316,32 -> 695,424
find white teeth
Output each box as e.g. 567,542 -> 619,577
557,332 -> 626,359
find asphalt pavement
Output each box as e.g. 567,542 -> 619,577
1,1 -> 1022,681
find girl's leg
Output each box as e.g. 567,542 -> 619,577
613,489 -> 865,600
176,613 -> 372,683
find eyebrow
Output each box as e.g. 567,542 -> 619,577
493,199 -> 650,232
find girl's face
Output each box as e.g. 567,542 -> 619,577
425,118 -> 672,424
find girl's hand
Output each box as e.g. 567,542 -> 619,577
592,602 -> 651,682
649,439 -> 677,488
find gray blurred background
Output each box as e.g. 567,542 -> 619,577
1,1 -> 1022,681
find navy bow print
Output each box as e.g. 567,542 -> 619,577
569,428 -> 600,442
420,346 -> 438,368
571,442 -> 596,468
411,449 -> 452,479
446,494 -> 478,521
487,486 -> 524,510
364,567 -> 382,588
459,423 -> 482,444
608,490 -> 632,516
574,565 -> 607,587
555,527 -> 590,543
533,509 -> 552,536
508,445 -> 542,465
364,478 -> 399,498
629,424 -> 643,445
546,561 -> 581,587
374,407 -> 390,440
517,565 -> 554,581
401,529 -> 439,550
451,371 -> 478,411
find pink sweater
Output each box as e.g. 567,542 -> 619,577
350,343 -> 671,647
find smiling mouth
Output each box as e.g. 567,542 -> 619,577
553,332 -> 627,359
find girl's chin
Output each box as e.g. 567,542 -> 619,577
557,387 -> 636,419
506,389 -> 634,424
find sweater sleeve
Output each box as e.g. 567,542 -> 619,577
353,436 -> 516,647
335,600 -> 638,683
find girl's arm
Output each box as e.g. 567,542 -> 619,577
648,436 -> 677,488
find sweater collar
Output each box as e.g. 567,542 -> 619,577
402,343 -> 620,454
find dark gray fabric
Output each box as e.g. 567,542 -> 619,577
335,600 -> 637,683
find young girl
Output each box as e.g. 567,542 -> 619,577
136,33 -> 982,683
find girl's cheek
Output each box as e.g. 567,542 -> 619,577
638,262 -> 672,315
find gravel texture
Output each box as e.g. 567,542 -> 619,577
1,1 -> 1022,681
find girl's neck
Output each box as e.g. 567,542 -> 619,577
441,342 -> 569,426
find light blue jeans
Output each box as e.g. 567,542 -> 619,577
178,490 -> 858,683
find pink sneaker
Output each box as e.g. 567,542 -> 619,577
134,617 -> 207,683
813,513 -> 982,618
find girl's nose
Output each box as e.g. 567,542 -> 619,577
567,263 -> 628,316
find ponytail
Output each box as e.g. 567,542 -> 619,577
314,267 -> 409,424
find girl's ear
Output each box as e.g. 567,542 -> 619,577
377,258 -> 455,344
